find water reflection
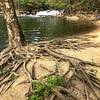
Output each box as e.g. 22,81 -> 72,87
0,16 -> 96,50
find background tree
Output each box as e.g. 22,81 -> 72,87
15,0 -> 100,14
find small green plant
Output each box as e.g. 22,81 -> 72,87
29,80 -> 44,100
33,80 -> 44,95
44,75 -> 65,96
29,94 -> 43,100
46,75 -> 65,87
29,75 -> 65,100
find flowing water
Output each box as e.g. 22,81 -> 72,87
0,15 -> 95,50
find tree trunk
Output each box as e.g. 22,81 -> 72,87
0,0 -> 25,48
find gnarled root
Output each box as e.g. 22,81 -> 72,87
0,40 -> 100,100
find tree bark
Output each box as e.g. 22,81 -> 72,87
0,0 -> 25,48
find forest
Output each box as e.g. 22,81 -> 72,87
14,0 -> 100,14
0,0 -> 100,100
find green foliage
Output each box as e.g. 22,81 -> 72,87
35,0 -> 45,7
64,0 -> 100,13
46,75 -> 65,87
29,75 -> 65,100
16,0 -> 100,13
44,75 -> 65,96
45,0 -> 66,9
29,95 -> 43,100
33,80 -> 44,95
17,0 -> 33,5
16,0 -> 34,13
16,0 -> 66,11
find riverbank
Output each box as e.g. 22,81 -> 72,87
58,13 -> 100,21
59,21 -> 100,63
17,11 -> 100,22
0,21 -> 100,100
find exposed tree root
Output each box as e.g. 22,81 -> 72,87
0,40 -> 100,100
54,86 -> 79,100
50,94 -> 56,100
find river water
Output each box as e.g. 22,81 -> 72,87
0,15 -> 95,50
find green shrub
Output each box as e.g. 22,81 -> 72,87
29,75 -> 65,100
46,75 -> 65,87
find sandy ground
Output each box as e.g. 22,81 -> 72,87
0,21 -> 100,100
57,21 -> 100,63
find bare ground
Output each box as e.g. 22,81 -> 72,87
0,21 -> 100,100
